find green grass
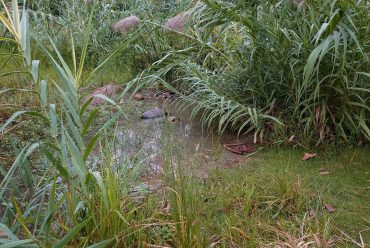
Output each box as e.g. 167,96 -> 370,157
153,145 -> 370,247
255,147 -> 370,234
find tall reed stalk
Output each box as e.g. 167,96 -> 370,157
1,0 -> 145,246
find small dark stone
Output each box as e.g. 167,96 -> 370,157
141,109 -> 165,119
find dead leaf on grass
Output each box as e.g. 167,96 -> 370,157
302,153 -> 317,161
309,210 -> 316,217
320,171 -> 330,176
324,204 -> 336,213
133,93 -> 145,101
224,143 -> 255,155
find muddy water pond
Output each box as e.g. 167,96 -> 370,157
110,91 -> 256,193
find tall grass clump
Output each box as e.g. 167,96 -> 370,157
130,0 -> 370,144
0,1 -> 153,246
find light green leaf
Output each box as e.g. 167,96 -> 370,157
83,133 -> 100,162
40,80 -> 47,107
31,60 -> 39,84
49,104 -> 58,138
20,5 -> 30,65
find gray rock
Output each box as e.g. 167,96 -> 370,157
141,109 -> 165,119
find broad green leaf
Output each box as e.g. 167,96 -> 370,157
20,5 -> 30,65
79,96 -> 94,117
49,104 -> 58,138
0,8 -> 18,38
83,133 -> 100,162
41,180 -> 67,240
0,239 -> 36,248
42,146 -> 69,179
90,94 -> 121,110
65,110 -> 85,150
47,36 -> 76,86
51,81 -> 81,127
0,71 -> 31,77
86,238 -> 115,248
53,217 -> 91,248
0,223 -> 18,241
0,143 -> 39,199
12,0 -> 19,35
90,171 -> 108,211
64,130 -> 87,187
76,3 -> 95,85
82,109 -> 99,136
12,198 -> 32,238
0,111 -> 49,133
40,80 -> 47,107
0,88 -> 37,95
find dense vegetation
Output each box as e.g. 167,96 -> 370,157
136,0 -> 370,144
0,0 -> 369,247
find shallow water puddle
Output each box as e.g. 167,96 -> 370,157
112,92 -> 255,189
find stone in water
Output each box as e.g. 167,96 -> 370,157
141,109 -> 165,119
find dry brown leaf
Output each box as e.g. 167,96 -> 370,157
320,171 -> 330,176
167,116 -> 178,122
302,153 -> 317,161
309,210 -> 316,217
224,143 -> 255,155
324,204 -> 336,213
133,93 -> 145,101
